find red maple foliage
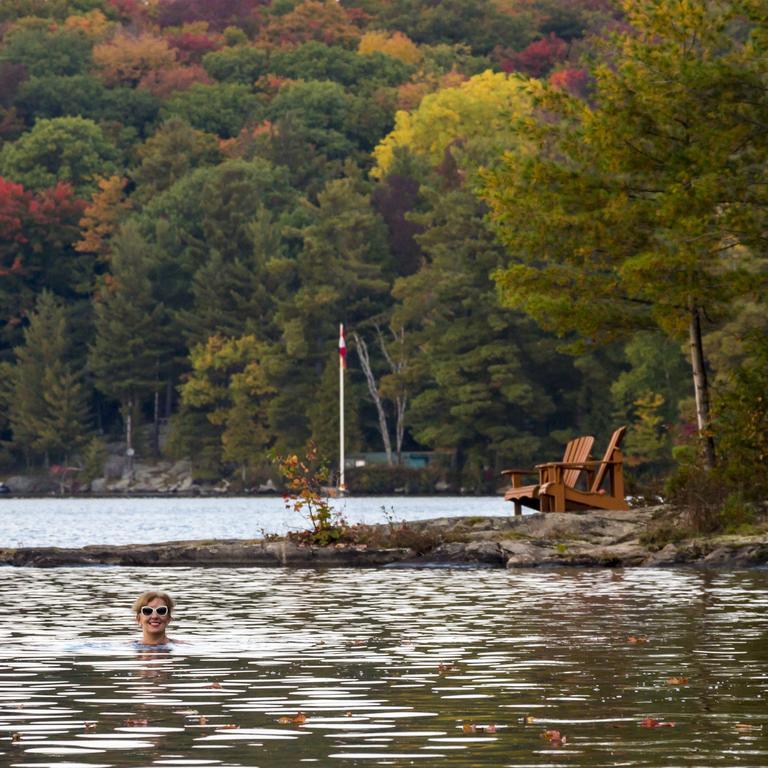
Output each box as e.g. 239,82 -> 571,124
0,177 -> 86,320
498,33 -> 568,78
106,0 -> 149,24
155,0 -> 266,33
166,30 -> 223,63
549,67 -> 589,97
138,64 -> 213,97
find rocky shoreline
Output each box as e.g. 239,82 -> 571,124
2,507 -> 767,569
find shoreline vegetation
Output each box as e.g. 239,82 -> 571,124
0,0 -> 765,524
3,508 -> 767,570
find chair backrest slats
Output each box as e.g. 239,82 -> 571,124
562,435 -> 595,488
589,426 -> 627,492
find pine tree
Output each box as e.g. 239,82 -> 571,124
10,291 -> 90,464
88,222 -> 171,458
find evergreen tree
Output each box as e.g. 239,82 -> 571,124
10,291 -> 90,464
88,222 -> 171,456
392,186 -> 577,481
270,175 -> 392,450
177,208 -> 282,346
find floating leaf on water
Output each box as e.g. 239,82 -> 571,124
640,717 -> 676,728
734,723 -> 763,732
462,722 -> 476,733
522,715 -> 537,724
666,676 -> 689,685
541,729 -> 566,745
123,718 -> 148,727
83,721 -> 98,730
628,636 -> 649,644
206,682 -> 223,689
218,724 -> 240,729
278,712 -> 306,725
11,732 -> 21,742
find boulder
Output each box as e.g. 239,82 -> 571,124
103,455 -> 125,480
89,478 -> 108,493
3,474 -> 57,494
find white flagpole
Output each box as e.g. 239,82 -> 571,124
339,323 -> 346,492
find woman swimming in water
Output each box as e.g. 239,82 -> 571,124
133,591 -> 174,646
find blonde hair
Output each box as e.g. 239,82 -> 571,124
133,591 -> 174,616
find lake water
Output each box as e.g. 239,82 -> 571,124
0,567 -> 767,767
0,496 -> 512,549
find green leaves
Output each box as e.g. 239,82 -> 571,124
0,116 -> 118,195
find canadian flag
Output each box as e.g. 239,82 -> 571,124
339,323 -> 346,368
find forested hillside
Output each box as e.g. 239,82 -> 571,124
0,0 -> 765,499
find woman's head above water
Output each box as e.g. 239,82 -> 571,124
133,590 -> 174,645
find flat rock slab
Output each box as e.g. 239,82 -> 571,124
0,540 -> 413,568
1,509 -> 766,569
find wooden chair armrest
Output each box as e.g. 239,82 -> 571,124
501,468 -> 536,476
535,460 -> 622,470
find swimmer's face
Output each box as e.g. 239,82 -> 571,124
137,596 -> 171,638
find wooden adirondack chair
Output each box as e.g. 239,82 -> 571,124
538,426 -> 628,513
502,435 -> 595,516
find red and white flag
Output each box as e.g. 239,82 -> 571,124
338,323 -> 346,369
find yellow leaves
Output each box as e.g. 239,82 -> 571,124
373,70 -> 533,179
93,32 -> 177,86
181,334 -> 273,428
359,31 -> 421,65
63,10 -> 113,40
76,176 -> 132,259
666,676 -> 689,685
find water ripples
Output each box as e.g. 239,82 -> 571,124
0,567 -> 766,766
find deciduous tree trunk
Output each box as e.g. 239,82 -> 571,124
353,332 -> 394,466
377,325 -> 407,465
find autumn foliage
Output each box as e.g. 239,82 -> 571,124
93,32 -> 177,86
0,0 -> 763,507
548,66 -> 588,96
76,176 -> 132,260
257,0 -> 362,48
359,31 -> 421,64
498,33 -> 568,76
0,178 -> 85,276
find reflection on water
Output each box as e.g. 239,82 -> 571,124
0,567 -> 766,767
